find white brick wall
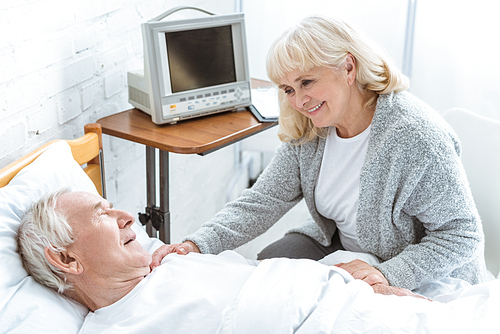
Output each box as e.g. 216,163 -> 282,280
0,122 -> 25,157
46,56 -> 95,97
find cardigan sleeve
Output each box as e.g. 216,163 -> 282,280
183,142 -> 304,254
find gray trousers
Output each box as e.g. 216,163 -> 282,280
257,230 -> 344,261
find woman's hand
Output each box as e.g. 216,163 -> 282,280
335,259 -> 389,286
371,283 -> 431,301
149,241 -> 200,271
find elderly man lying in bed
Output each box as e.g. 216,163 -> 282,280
18,189 -> 436,333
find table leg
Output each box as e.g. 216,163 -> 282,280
144,146 -> 155,237
159,150 -> 170,244
138,146 -> 171,244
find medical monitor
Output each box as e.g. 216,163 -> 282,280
128,11 -> 252,125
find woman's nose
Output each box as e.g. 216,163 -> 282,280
116,210 -> 135,228
295,91 -> 311,109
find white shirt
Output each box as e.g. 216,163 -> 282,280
78,251 -> 257,334
315,125 -> 371,252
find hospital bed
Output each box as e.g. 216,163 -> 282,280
0,121 -> 499,333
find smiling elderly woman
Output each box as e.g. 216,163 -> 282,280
151,15 -> 493,291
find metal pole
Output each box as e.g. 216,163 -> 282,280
234,0 -> 243,12
159,150 -> 171,244
98,149 -> 107,199
145,146 -> 156,237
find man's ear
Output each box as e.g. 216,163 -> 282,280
44,246 -> 83,275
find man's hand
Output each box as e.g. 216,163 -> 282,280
149,241 -> 200,271
335,259 -> 389,286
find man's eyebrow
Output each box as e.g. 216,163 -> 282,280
93,202 -> 103,211
92,201 -> 113,211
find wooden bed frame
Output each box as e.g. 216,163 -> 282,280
0,123 -> 106,197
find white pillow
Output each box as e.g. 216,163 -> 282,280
0,141 -> 161,333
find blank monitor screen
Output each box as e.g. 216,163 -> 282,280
165,25 -> 237,93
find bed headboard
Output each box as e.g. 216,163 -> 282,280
0,123 -> 106,197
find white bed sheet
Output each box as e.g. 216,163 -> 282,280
217,257 -> 500,334
78,251 -> 258,334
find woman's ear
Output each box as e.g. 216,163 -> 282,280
44,246 -> 83,275
345,53 -> 356,85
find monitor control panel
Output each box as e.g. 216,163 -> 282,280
161,83 -> 250,119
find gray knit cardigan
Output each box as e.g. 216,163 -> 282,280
185,91 -> 492,290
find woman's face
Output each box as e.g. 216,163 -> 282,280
279,64 -> 355,130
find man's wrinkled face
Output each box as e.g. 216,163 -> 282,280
55,191 -> 151,282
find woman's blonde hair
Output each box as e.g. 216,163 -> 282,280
266,15 -> 410,143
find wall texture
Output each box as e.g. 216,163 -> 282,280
410,0 -> 500,121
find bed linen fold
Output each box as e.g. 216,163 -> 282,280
217,258 -> 500,334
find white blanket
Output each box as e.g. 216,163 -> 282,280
78,251 -> 258,334
217,258 -> 500,334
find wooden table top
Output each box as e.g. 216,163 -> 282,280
97,107 -> 277,155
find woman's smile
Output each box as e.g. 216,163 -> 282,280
307,101 -> 324,114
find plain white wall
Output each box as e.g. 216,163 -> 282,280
410,0 -> 500,121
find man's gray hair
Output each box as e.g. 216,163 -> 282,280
17,188 -> 74,293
